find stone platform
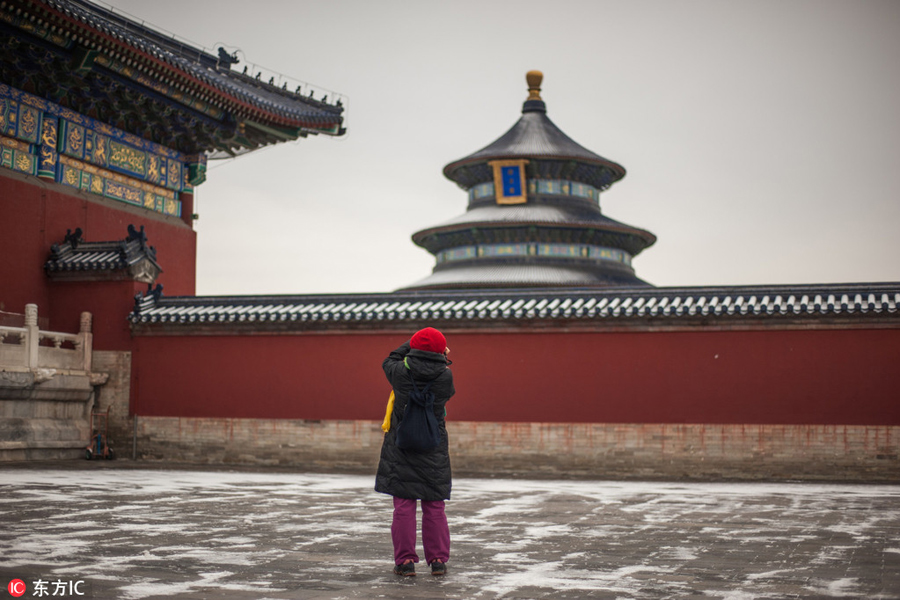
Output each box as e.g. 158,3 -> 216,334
0,463 -> 898,599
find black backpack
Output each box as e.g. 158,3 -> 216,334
395,372 -> 441,453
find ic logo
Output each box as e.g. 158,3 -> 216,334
7,579 -> 26,597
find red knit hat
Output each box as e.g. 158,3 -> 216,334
410,327 -> 446,354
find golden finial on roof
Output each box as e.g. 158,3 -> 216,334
526,70 -> 543,101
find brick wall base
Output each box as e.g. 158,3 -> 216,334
91,351 -> 132,459
133,417 -> 383,472
130,417 -> 899,482
0,371 -> 93,462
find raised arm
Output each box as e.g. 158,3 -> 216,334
382,340 -> 411,384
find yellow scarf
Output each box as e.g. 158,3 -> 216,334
381,390 -> 395,432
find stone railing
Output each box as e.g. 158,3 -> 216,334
1,304 -> 101,461
0,304 -> 93,373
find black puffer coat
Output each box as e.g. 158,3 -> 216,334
375,341 -> 455,501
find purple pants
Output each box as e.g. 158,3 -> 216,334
391,496 -> 450,565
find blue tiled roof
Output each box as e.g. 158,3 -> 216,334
442,82 -> 625,191
129,283 -> 900,328
445,110 -> 624,181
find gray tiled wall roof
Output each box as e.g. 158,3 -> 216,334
45,226 -> 159,275
130,282 -> 900,328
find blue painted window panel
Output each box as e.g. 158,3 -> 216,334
500,166 -> 522,197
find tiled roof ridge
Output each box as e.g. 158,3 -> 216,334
129,282 -> 900,326
45,224 -> 160,273
133,281 -> 900,305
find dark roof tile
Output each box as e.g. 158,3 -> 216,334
129,283 -> 900,328
45,225 -> 161,283
42,0 -> 344,129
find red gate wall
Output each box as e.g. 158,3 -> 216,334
131,327 -> 900,426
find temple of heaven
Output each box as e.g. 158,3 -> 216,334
403,71 -> 656,290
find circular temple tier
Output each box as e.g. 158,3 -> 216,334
402,72 -> 656,290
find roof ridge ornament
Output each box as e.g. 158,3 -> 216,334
127,224 -> 146,242
65,228 -> 84,249
523,70 -> 546,114
526,70 -> 543,100
45,226 -> 162,283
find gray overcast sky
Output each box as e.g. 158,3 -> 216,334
101,0 -> 900,295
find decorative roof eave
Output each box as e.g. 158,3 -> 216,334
443,158 -> 625,193
45,225 -> 162,284
443,154 -> 626,190
29,2 -> 240,113
128,283 -> 900,334
411,220 -> 658,256
219,69 -> 344,132
24,0 -> 344,134
400,263 -> 649,292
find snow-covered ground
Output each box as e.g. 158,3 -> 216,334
0,469 -> 898,599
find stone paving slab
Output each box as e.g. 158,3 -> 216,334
0,464 -> 899,599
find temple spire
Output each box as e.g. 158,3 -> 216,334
522,69 -> 546,114
526,70 -> 543,100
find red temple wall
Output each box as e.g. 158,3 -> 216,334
1,173 -> 196,345
47,281 -> 145,350
131,327 -> 900,426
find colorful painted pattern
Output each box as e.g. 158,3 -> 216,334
528,179 -> 598,201
0,85 -> 191,218
57,114 -> 184,191
480,243 -> 530,258
538,244 -> 584,258
0,11 -> 72,50
589,247 -> 629,264
469,179 -> 599,202
57,155 -> 180,217
38,115 -> 58,178
436,243 -> 631,266
93,55 -> 225,121
0,10 -> 224,125
0,138 -> 37,176
471,182 -> 495,200
436,246 -> 478,263
569,182 -> 597,200
0,85 -> 183,159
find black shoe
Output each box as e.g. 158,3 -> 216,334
430,561 -> 447,576
393,561 -> 416,577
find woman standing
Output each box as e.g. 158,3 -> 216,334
375,327 -> 455,577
